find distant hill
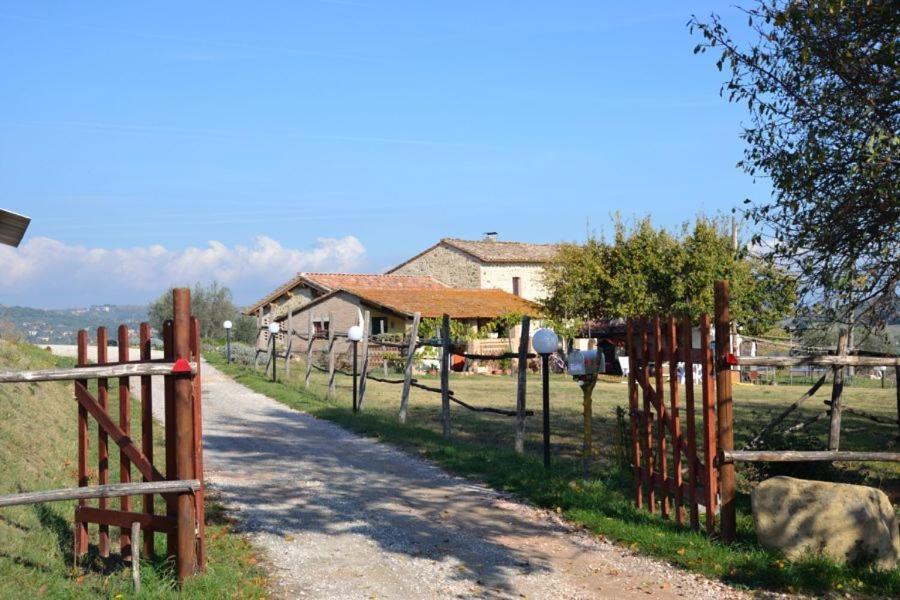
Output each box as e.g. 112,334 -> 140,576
0,304 -> 148,344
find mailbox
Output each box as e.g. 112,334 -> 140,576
566,349 -> 605,376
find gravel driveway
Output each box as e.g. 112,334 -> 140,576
191,362 -> 760,600
46,346 -> 756,599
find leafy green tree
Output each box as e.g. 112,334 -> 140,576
541,216 -> 796,335
148,282 -> 257,343
689,1 -> 899,327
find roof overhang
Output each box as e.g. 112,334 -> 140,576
0,209 -> 30,247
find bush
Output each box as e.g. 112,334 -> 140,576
219,341 -> 258,365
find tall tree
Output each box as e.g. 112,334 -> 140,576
148,281 -> 256,342
690,1 -> 899,327
541,216 -> 795,335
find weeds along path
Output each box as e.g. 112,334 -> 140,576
170,362 -> 751,600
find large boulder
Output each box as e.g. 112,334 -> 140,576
752,476 -> 899,569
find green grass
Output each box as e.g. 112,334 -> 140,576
206,351 -> 900,598
0,340 -> 267,598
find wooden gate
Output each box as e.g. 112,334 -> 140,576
626,314 -> 719,533
71,288 -> 205,580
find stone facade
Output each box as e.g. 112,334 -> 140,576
391,242 -> 550,301
390,244 -> 481,289
480,263 -> 548,301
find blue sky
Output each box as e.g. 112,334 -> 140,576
0,2 -> 766,307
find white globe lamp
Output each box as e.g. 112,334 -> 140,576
347,325 -> 364,342
533,328 -> 559,355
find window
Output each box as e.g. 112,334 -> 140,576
512,277 -> 521,296
371,317 -> 387,336
313,319 -> 330,337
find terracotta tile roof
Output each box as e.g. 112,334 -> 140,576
345,287 -> 540,319
243,272 -> 447,314
301,273 -> 446,290
441,238 -> 558,263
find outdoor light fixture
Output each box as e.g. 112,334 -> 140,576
533,327 -> 559,469
268,322 -> 280,381
348,324 -> 364,412
223,320 -> 233,364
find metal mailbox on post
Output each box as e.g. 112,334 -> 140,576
566,349 -> 605,377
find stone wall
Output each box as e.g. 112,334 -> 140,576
480,263 -> 548,301
391,244 -> 481,288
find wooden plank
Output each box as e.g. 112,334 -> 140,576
639,319 -> 654,512
285,311 -> 293,377
74,383 -> 164,483
75,506 -> 177,534
398,312 -> 421,423
163,319 -> 177,561
737,355 -> 900,367
667,316 -> 683,525
75,330 -> 89,559
139,322 -> 155,558
132,522 -> 141,593
0,480 -> 199,508
358,311 -> 370,410
515,316 -> 531,455
828,329 -> 850,451
172,288 -> 197,581
118,325 -> 133,558
441,314 -> 452,439
699,313 -> 717,535
190,316 -> 206,571
97,326 -> 110,557
625,319 -> 642,509
681,316 -> 699,531
0,361 -> 196,383
652,317 -> 669,518
724,450 -> 900,462
327,311 -> 336,400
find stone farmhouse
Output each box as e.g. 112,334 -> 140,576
386,235 -> 558,302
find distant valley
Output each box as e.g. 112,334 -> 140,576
0,304 -> 149,344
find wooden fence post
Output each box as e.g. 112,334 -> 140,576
639,319 -> 655,512
96,326 -> 110,558
625,319 -> 642,508
682,315 -> 700,530
714,280 -> 735,543
118,325 -> 133,559
514,316 -> 531,454
189,316 -> 206,571
828,328 -> 850,451
254,309 -> 263,371
327,312 -> 336,400
139,322 -> 154,557
163,319 -> 177,562
700,314 -> 717,534
440,314 -> 451,438
285,310 -> 293,377
652,317 -> 669,519
358,310 -> 370,410
305,312 -> 314,388
667,315 -> 683,525
896,365 -> 900,441
172,288 -> 197,581
399,312 -> 421,423
75,329 -> 89,560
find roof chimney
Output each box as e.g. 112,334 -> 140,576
483,231 -> 498,242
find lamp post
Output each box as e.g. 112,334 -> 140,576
347,325 -> 363,413
268,322 -> 280,382
533,327 -> 559,469
223,320 -> 233,364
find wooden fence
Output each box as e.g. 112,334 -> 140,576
626,280 -> 900,542
0,288 -> 205,583
264,311 -> 538,452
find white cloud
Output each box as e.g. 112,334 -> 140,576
0,235 -> 365,307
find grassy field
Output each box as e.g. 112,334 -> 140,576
0,340 -> 267,598
206,350 -> 900,598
